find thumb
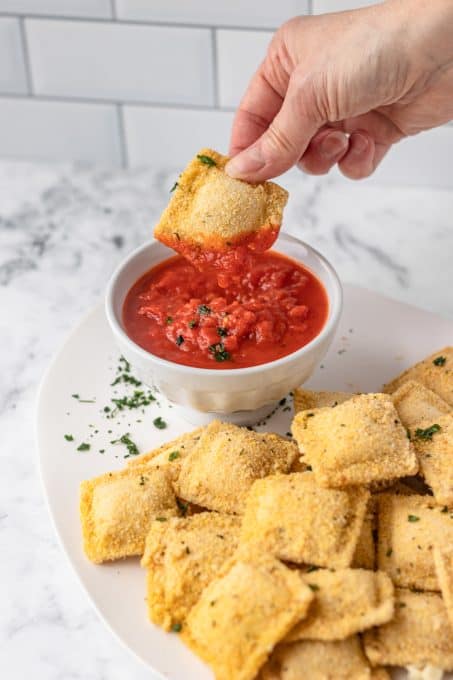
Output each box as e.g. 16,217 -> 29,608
225,73 -> 321,182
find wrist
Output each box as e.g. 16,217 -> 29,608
388,0 -> 453,64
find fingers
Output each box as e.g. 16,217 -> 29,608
298,128 -> 349,175
338,131 -> 391,179
297,110 -> 399,179
226,72 -> 320,182
229,64 -> 284,158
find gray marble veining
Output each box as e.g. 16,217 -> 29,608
1,159 -> 452,680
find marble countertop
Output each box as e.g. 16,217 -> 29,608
1,159 -> 453,680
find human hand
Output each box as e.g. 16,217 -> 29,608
226,0 -> 453,181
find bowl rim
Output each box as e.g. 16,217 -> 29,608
105,232 -> 343,377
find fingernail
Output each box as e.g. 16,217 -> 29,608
320,131 -> 349,160
225,146 -> 265,178
350,133 -> 369,156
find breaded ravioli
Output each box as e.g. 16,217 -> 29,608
364,588 -> 453,670
141,512 -> 240,630
183,555 -> 314,680
286,568 -> 394,642
391,380 -> 451,430
175,421 -> 297,514
80,466 -> 178,563
376,493 -> 453,591
239,473 -> 369,568
291,393 -> 418,488
293,388 -> 354,414
259,637 -> 372,680
154,148 -> 288,270
383,346 -> 453,407
434,545 -> 453,630
127,427 -> 203,483
411,413 -> 453,506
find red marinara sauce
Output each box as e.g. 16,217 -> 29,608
122,251 -> 328,369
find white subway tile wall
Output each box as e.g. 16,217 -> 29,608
114,0 -> 308,28
0,1 -> 113,18
0,18 -> 28,94
26,19 -> 214,105
124,106 -> 234,167
217,30 -> 272,108
0,0 -> 451,188
312,0 -> 381,12
0,98 -> 121,164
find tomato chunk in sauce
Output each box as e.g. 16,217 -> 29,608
122,251 -> 328,369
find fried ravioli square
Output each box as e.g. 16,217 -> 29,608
411,413 -> 453,506
391,380 -> 451,430
363,588 -> 453,669
239,473 -> 369,568
259,637 -> 372,680
286,568 -> 394,642
183,556 -> 314,680
127,428 -> 203,482
80,466 -> 178,563
383,346 -> 453,407
434,545 -> 453,630
293,388 -> 354,414
376,493 -> 453,591
175,421 -> 297,514
292,393 -> 418,488
154,148 -> 288,265
141,512 -> 240,630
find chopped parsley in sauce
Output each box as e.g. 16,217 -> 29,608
433,355 -> 447,366
123,252 -> 327,369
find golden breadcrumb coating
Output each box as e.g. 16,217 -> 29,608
383,347 -> 453,406
259,637 -> 372,680
293,388 -> 354,414
391,380 -> 451,430
183,555 -> 314,680
433,544 -> 453,631
363,588 -> 453,670
376,493 -> 453,591
239,472 -> 369,568
141,512 -> 240,630
411,413 -> 453,506
80,466 -> 178,563
292,393 -> 418,488
175,421 -> 297,514
127,427 -> 203,482
154,148 -> 288,253
285,568 -> 394,642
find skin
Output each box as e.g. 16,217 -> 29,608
226,0 -> 453,182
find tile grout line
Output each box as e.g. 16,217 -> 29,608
0,91 -> 237,113
307,0 -> 314,15
211,28 -> 220,109
116,103 -> 128,168
0,12 -> 277,33
110,0 -> 117,20
18,17 -> 33,95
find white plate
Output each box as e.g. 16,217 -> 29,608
37,283 -> 453,680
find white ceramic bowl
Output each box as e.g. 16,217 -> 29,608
105,233 -> 342,425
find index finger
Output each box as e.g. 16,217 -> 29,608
229,62 -> 284,157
